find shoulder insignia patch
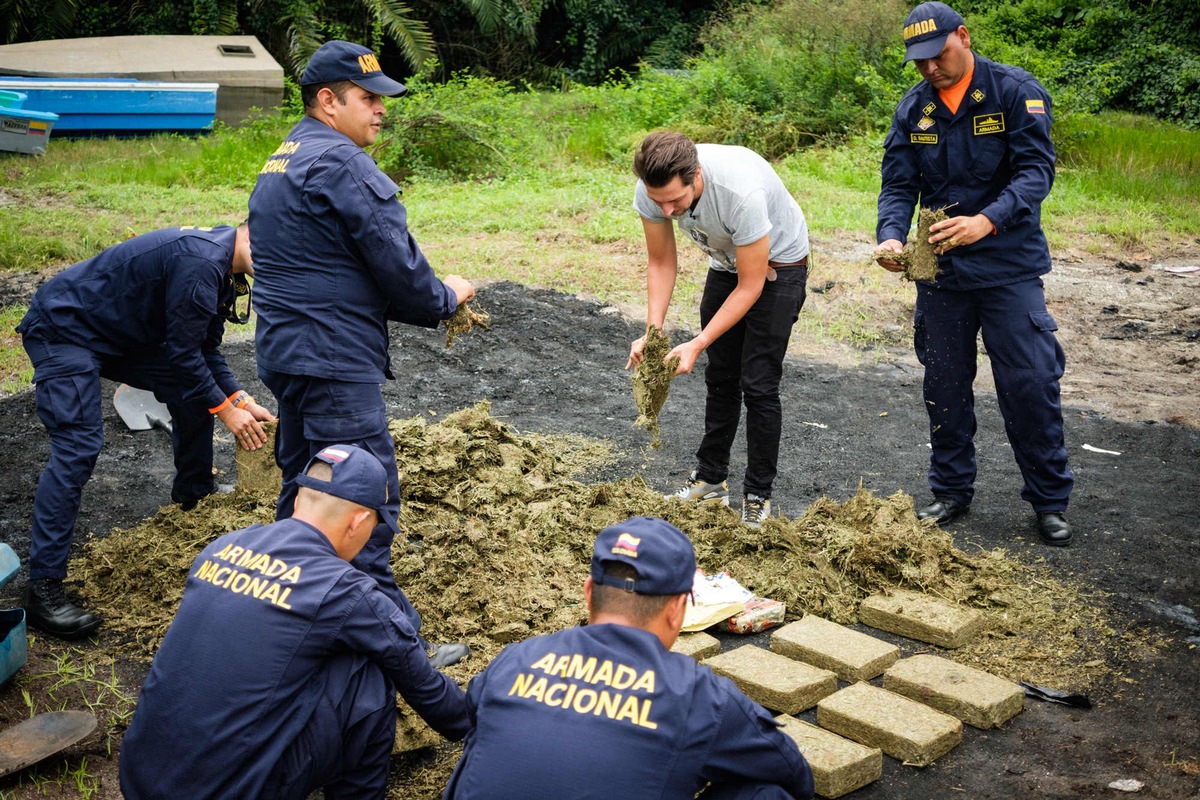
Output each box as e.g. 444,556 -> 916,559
917,116 -> 935,131
971,88 -> 985,103
1025,98 -> 1046,114
910,133 -> 938,144
973,113 -> 1005,135
922,102 -> 937,116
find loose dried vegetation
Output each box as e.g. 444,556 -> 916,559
74,403 -> 1151,798
631,324 -> 679,448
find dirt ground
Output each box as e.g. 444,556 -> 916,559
0,242 -> 1197,797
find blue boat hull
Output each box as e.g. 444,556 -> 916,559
0,77 -> 217,135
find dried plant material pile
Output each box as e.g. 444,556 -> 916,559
631,325 -> 679,448
443,301 -> 491,348
74,404 -> 1149,799
885,206 -> 949,282
234,420 -> 280,495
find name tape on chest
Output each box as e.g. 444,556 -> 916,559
973,113 -> 1005,135
910,133 -> 939,144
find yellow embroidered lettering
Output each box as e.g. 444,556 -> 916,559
592,660 -> 614,686
631,670 -> 655,693
508,672 -> 534,697
612,664 -> 638,690
614,695 -> 641,724
530,653 -> 557,673
572,689 -> 598,713
565,654 -> 597,682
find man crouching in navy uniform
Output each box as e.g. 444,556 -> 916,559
442,516 -> 813,800
120,444 -> 469,800
16,223 -> 275,638
874,2 -> 1075,546
248,39 -> 474,666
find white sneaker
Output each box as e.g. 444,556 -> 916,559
666,470 -> 730,506
742,494 -> 771,527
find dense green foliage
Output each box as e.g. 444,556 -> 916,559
4,0 -> 1197,127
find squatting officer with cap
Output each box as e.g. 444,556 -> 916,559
248,40 -> 475,665
16,223 -> 275,638
120,444 -> 470,799
873,1 -> 1075,546
442,516 -> 814,800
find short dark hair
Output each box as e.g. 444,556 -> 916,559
591,562 -> 675,624
301,80 -> 356,111
633,132 -> 700,188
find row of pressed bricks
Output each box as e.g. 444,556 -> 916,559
671,589 -> 1023,799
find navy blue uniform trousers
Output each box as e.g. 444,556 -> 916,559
265,654 -> 396,800
696,266 -> 807,499
258,370 -> 425,641
23,335 -> 217,581
914,278 -> 1073,510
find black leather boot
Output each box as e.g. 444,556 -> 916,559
25,579 -> 101,639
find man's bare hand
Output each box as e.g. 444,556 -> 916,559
625,336 -> 646,370
874,239 -> 905,272
929,214 -> 993,254
444,275 -> 475,305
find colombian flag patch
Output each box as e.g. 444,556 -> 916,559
1025,99 -> 1046,114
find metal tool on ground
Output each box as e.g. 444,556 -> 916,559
113,384 -> 173,433
0,711 -> 98,778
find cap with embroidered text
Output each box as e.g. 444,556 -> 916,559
902,2 -> 965,63
301,40 -> 408,97
591,517 -> 696,596
295,444 -> 399,533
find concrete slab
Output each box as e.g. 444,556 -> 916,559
884,654 -> 1024,729
858,589 -> 983,649
771,615 -> 900,682
704,645 -> 837,714
816,682 -> 962,766
776,715 -> 882,799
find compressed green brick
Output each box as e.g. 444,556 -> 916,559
771,615 -> 900,682
672,631 -> 721,661
884,654 -> 1024,729
816,682 -> 962,767
703,645 -> 837,714
859,589 -> 983,649
776,715 -> 882,799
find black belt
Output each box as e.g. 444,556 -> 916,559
768,255 -> 808,268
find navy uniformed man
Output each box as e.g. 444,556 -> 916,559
248,40 -> 474,665
120,444 -> 470,799
874,2 -> 1074,546
442,516 -> 814,800
16,223 -> 275,638
627,132 -> 810,528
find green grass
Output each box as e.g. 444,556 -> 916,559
1,98 -> 1197,394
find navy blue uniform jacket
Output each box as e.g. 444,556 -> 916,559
16,226 -> 242,409
443,624 -> 813,800
119,518 -> 469,799
248,116 -> 457,382
877,55 -> 1055,291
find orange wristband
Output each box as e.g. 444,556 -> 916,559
208,395 -> 234,415
232,391 -> 253,409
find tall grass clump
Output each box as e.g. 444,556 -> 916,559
670,0 -> 912,157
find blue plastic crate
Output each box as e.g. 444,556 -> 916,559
0,543 -> 26,686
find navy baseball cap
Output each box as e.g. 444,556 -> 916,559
591,517 -> 696,596
301,40 -> 408,97
296,445 -> 399,533
902,2 -> 965,63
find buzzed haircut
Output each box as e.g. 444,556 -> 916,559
633,132 -> 700,189
301,80 -> 356,111
591,561 -> 675,625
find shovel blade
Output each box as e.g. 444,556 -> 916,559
0,711 -> 97,778
113,384 -> 173,433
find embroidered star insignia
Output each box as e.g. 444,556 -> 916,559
971,89 -> 985,103
923,102 -> 936,116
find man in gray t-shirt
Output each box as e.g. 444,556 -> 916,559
627,132 -> 809,526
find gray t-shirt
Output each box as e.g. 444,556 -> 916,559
634,144 -> 809,274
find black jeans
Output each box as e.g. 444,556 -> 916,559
695,266 -> 807,498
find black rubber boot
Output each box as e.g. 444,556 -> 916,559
25,579 -> 101,639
